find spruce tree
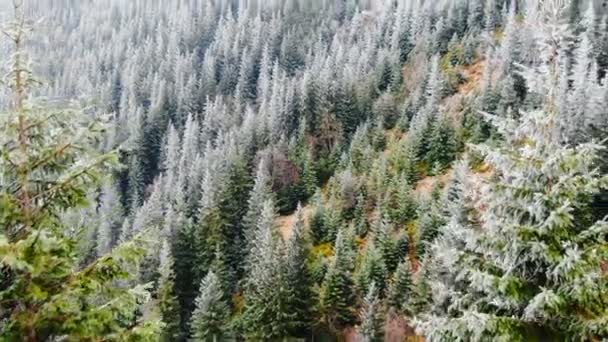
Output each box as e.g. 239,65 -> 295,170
418,110 -> 608,340
372,214 -> 399,274
357,241 -> 388,297
320,229 -> 357,333
387,260 -> 414,315
0,4 -> 160,339
157,239 -> 181,341
241,199 -> 289,339
283,204 -> 315,336
357,283 -> 385,342
189,271 -> 229,342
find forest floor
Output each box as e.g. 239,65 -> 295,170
275,205 -> 313,240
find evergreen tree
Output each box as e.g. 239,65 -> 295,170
0,6 -> 160,339
320,229 -> 357,333
418,109 -> 608,340
241,199 -> 289,339
426,115 -> 457,173
372,214 -> 399,274
173,218 -> 198,335
283,204 -> 315,336
387,176 -> 418,226
157,239 -> 181,341
357,283 -> 385,342
357,241 -> 388,297
243,155 -> 272,249
97,180 -> 124,257
189,271 -> 229,342
387,260 -> 414,315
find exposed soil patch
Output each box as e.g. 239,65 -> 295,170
275,205 -> 313,241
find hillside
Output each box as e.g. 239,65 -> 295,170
1,0 -> 607,341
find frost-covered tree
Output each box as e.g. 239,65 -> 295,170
97,180 -> 124,257
357,283 -> 385,342
418,108 -> 608,340
242,155 -> 273,248
157,239 -> 181,341
189,271 -> 229,342
283,204 -> 315,336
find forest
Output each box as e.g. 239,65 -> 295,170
0,0 -> 607,341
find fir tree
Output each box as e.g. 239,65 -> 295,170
0,5 -> 160,339
357,283 -> 385,342
157,239 -> 181,341
241,199 -> 289,339
357,241 -> 388,297
372,214 -> 399,274
283,204 -> 315,336
418,109 -> 608,340
320,229 -> 357,333
387,260 -> 414,315
189,271 -> 229,342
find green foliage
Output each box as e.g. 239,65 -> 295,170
157,241 -> 182,341
0,10 -> 160,340
241,199 -> 290,340
386,176 -> 418,226
387,260 -> 413,315
372,215 -> 400,274
283,205 -> 316,336
426,116 -> 458,173
189,271 -> 230,341
320,230 -> 357,333
357,242 -> 388,297
173,219 -> 198,334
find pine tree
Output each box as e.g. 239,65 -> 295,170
372,91 -> 399,129
418,110 -> 608,340
426,115 -> 457,173
0,5 -> 160,339
372,214 -> 399,274
357,241 -> 388,297
387,260 -> 413,315
189,271 -> 229,342
283,204 -> 315,336
97,180 -> 123,257
357,283 -> 385,342
173,218 -> 198,335
157,239 -> 181,341
320,229 -> 357,333
387,176 -> 418,226
241,199 -> 289,339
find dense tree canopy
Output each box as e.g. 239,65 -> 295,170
1,0 -> 606,340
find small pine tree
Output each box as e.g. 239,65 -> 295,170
357,283 -> 385,342
157,240 -> 181,341
357,241 -> 388,297
283,204 -> 315,336
387,260 -> 413,315
320,230 -> 357,333
190,271 -> 229,342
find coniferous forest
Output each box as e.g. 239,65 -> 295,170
1,0 -> 607,341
